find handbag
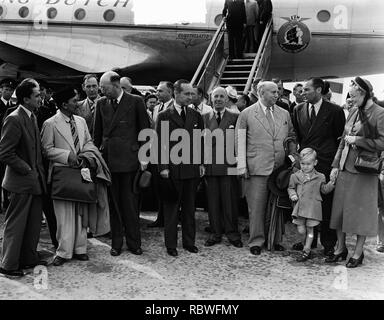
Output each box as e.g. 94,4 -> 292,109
51,166 -> 97,203
354,150 -> 382,174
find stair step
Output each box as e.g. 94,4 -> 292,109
225,65 -> 253,70
227,59 -> 254,66
223,70 -> 250,74
220,77 -> 249,81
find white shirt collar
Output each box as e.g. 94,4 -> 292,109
213,108 -> 225,116
1,97 -> 9,106
164,98 -> 173,109
174,102 -> 183,115
116,90 -> 124,104
259,101 -> 275,119
20,105 -> 32,118
308,98 -> 323,115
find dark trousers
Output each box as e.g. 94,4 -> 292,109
0,163 -> 9,212
206,176 -> 240,242
163,178 -> 199,249
109,172 -> 140,250
43,184 -> 58,248
228,26 -> 244,59
150,165 -> 164,224
1,193 -> 42,271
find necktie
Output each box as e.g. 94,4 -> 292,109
111,99 -> 118,111
194,105 -> 200,114
6,100 -> 10,108
310,104 -> 316,125
159,103 -> 164,112
70,116 -> 80,154
89,100 -> 95,114
217,111 -> 222,125
180,106 -> 186,123
266,106 -> 275,134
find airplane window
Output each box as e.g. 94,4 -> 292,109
19,6 -> 29,18
214,14 -> 223,26
103,9 -> 115,22
47,7 -> 57,19
317,10 -> 331,23
74,8 -> 86,20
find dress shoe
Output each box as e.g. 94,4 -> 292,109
0,268 -> 24,277
110,248 -> 121,256
73,254 -> 89,261
296,250 -> 312,262
21,260 -> 48,269
376,245 -> 384,253
53,256 -> 69,266
273,244 -> 285,251
346,253 -> 364,268
183,245 -> 198,253
204,238 -> 221,247
87,232 -> 94,239
167,248 -> 178,257
229,239 -> 243,248
147,220 -> 164,228
292,242 -> 317,251
250,246 -> 261,255
325,248 -> 348,263
323,247 -> 335,257
129,248 -> 143,255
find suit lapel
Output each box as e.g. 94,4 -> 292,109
254,102 -> 273,136
55,113 -> 76,153
219,110 -> 230,130
75,116 -> 85,150
169,105 -> 184,128
273,106 -> 283,137
208,111 -> 218,131
308,101 -> 328,139
299,102 -> 311,137
19,107 -> 35,141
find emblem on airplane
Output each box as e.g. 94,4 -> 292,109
277,15 -> 311,53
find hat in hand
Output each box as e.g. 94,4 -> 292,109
133,169 -> 152,194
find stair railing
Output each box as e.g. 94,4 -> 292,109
191,18 -> 227,95
243,18 -> 273,95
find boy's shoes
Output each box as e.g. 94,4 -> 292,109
53,256 -> 69,266
292,242 -> 317,251
296,250 -> 312,262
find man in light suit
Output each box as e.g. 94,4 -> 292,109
93,71 -> 150,256
0,79 -> 47,277
148,81 -> 175,228
156,79 -> 205,257
76,74 -> 100,135
203,87 -> 242,248
41,87 -> 96,266
236,81 -> 297,255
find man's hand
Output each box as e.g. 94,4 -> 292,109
140,161 -> 148,171
68,151 -> 78,167
199,165 -> 205,178
290,194 -> 298,202
344,135 -> 357,145
238,167 -> 249,179
330,168 -> 339,184
160,169 -> 170,179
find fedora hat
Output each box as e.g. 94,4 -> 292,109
133,169 -> 152,194
267,163 -> 297,197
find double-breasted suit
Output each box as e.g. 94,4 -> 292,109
41,111 -> 94,259
292,99 -> 345,249
93,91 -> 150,251
236,101 -> 297,248
0,106 -> 46,271
202,109 -> 241,242
156,104 -> 204,249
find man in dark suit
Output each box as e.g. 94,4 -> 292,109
223,0 -> 246,59
93,71 -> 150,256
202,87 -> 242,248
156,79 -> 205,257
292,78 -> 346,256
257,0 -> 273,40
289,83 -> 305,117
0,79 -> 47,277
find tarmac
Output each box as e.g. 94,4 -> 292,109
0,210 -> 383,300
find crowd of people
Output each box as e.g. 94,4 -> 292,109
222,0 -> 273,59
0,71 -> 383,278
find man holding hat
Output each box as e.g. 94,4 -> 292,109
41,87 -> 96,266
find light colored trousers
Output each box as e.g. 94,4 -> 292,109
245,176 -> 269,247
53,200 -> 87,259
379,207 -> 384,246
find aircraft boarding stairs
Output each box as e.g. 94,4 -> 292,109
191,19 -> 273,96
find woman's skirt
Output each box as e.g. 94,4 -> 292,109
330,170 -> 378,237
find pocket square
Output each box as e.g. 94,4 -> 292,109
194,124 -> 198,128
229,125 -> 235,129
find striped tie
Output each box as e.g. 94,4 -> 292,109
89,100 -> 95,114
70,116 -> 80,153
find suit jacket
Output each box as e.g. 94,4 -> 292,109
332,104 -> 384,173
222,0 -> 246,29
0,100 -> 16,125
0,106 -> 46,195
153,99 -> 174,123
258,0 -> 273,23
202,109 -> 238,176
156,104 -> 204,180
41,111 -> 95,184
93,92 -> 150,173
235,101 -> 297,176
37,99 -> 57,131
76,97 -> 99,134
292,100 -> 345,171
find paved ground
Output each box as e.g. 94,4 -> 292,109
0,211 -> 383,300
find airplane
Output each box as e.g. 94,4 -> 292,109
0,0 -> 383,86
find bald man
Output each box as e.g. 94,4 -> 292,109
202,87 -> 242,248
93,71 -> 150,256
235,81 -> 297,255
